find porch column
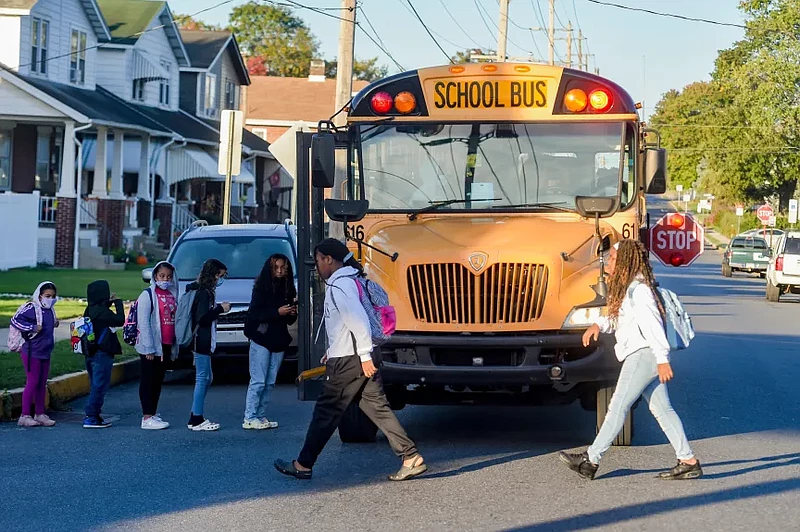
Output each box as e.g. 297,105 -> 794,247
55,121 -> 77,267
138,135 -> 151,200
91,126 -> 108,197
109,129 -> 124,199
57,121 -> 76,197
97,129 -> 125,251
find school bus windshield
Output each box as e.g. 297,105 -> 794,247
354,121 -> 635,212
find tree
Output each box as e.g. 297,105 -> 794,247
228,2 -> 320,78
172,13 -> 222,31
450,48 -> 496,63
324,57 -> 389,81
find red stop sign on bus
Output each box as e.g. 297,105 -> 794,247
649,212 -> 705,267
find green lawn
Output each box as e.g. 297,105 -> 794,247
0,331 -> 138,390
0,266 -> 150,301
0,299 -> 87,328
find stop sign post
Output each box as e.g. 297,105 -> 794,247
649,212 -> 705,267
757,204 -> 773,225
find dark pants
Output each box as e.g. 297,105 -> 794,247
139,345 -> 171,416
85,352 -> 114,418
297,355 -> 418,469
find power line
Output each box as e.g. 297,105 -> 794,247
439,0 -> 488,50
503,1 -> 543,58
473,0 -> 534,56
11,0 -> 237,71
405,0 -> 454,63
582,0 -> 746,29
358,5 -> 389,53
572,0 -> 582,31
397,0 -> 471,51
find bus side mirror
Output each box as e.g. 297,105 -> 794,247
645,148 -> 667,194
311,132 -> 335,188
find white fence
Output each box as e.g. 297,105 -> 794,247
0,192 -> 39,270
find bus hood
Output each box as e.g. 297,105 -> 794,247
361,215 -> 611,333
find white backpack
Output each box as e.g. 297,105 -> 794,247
628,281 -> 695,351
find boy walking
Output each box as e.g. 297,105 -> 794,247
275,239 -> 427,481
83,280 -> 124,428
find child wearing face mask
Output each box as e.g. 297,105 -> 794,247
135,261 -> 179,430
11,282 -> 59,427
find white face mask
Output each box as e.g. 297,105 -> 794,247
155,281 -> 172,290
40,297 -> 57,309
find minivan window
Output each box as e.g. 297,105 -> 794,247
783,237 -> 800,255
171,236 -> 295,281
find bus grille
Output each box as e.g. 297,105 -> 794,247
407,263 -> 548,324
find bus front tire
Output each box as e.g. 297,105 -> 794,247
338,402 -> 378,443
597,386 -> 634,447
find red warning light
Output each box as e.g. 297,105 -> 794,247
370,91 -> 393,114
669,252 -> 685,267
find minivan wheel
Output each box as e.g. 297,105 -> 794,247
597,385 -> 634,447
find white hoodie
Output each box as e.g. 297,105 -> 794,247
135,261 -> 179,359
322,266 -> 373,362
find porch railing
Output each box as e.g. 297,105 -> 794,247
173,203 -> 199,236
39,196 -> 57,224
124,198 -> 138,229
81,197 -> 99,225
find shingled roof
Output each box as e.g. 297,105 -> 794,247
245,77 -> 370,123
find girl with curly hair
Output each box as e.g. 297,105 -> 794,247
186,258 -> 231,431
559,239 -> 701,480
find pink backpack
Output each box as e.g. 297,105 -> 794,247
7,303 -> 42,353
353,277 -> 396,344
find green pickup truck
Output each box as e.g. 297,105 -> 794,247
722,235 -> 771,278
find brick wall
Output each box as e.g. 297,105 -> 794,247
155,202 -> 173,247
97,199 -> 125,251
54,197 -> 76,267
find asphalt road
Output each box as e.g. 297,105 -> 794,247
2,205 -> 799,532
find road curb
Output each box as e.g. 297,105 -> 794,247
1,357 -> 141,421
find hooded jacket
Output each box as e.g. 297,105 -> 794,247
10,281 -> 58,360
244,257 -> 297,352
85,280 -> 124,356
322,266 -> 372,362
187,281 -> 225,355
135,261 -> 179,359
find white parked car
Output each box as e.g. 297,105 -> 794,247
765,231 -> 800,302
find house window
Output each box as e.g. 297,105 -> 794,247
35,133 -> 51,190
132,79 -> 145,101
252,128 -> 267,140
159,60 -> 171,106
69,30 -> 87,84
204,73 -> 217,116
224,79 -> 236,110
31,18 -> 48,75
0,130 -> 11,191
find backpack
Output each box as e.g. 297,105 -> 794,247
123,288 -> 153,347
657,287 -> 695,351
328,275 -> 396,346
629,281 -> 694,351
174,288 -> 199,348
7,303 -> 42,353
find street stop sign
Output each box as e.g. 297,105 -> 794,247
649,212 -> 705,267
757,204 -> 774,224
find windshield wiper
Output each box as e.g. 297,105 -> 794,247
491,201 -> 572,212
408,198 -> 501,221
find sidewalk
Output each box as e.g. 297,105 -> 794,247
0,321 -> 73,353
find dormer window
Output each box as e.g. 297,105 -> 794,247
132,79 -> 145,101
204,73 -> 217,117
69,30 -> 87,85
224,79 -> 236,110
31,18 -> 49,75
159,60 -> 171,106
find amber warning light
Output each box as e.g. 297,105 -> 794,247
564,87 -> 613,113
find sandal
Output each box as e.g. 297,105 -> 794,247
388,455 -> 428,481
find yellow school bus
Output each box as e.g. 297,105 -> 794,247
308,63 -> 667,445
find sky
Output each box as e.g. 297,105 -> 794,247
168,0 -> 747,120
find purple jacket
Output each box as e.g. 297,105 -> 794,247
11,282 -> 57,360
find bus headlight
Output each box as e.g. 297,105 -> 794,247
562,305 -> 607,329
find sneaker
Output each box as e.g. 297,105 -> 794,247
657,460 -> 703,480
559,451 -> 599,480
33,414 -> 56,427
188,419 -> 220,431
83,416 -> 112,429
17,415 -> 41,427
142,416 -> 170,430
259,418 -> 279,429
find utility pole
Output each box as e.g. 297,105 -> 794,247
333,0 -> 356,128
565,22 -> 573,68
498,0 -> 510,62
577,30 -> 583,71
548,0 -> 555,65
